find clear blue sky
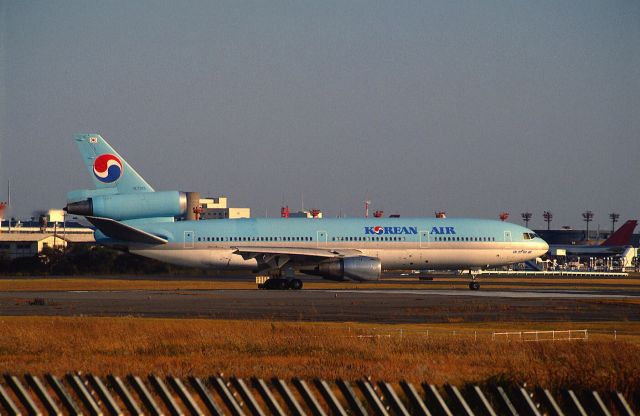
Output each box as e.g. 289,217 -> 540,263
1,1 -> 639,229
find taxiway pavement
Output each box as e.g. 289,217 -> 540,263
1,285 -> 638,323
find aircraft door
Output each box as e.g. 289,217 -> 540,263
316,230 -> 328,247
419,230 -> 429,248
504,230 -> 512,242
184,231 -> 194,248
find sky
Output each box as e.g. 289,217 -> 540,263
1,1 -> 639,230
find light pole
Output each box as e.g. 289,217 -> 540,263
521,212 -> 532,228
609,212 -> 619,233
543,211 -> 552,231
582,210 -> 594,241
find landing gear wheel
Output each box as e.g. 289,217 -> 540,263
288,279 -> 303,290
469,281 -> 480,290
261,278 -> 288,290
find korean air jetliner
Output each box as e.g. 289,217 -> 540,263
65,134 -> 549,290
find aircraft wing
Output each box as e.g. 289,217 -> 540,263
233,246 -> 363,270
233,246 -> 362,259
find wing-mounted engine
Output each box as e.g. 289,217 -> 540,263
301,256 -> 382,281
65,191 -> 200,221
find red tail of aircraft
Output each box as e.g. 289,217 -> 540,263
601,220 -> 637,246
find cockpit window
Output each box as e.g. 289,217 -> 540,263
523,232 -> 538,240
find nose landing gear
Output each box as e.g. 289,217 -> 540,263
468,270 -> 481,290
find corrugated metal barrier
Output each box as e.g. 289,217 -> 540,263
0,373 -> 636,416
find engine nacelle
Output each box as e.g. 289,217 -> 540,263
303,256 -> 382,281
65,191 -> 188,220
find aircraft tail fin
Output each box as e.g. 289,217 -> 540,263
602,220 -> 637,246
74,134 -> 154,194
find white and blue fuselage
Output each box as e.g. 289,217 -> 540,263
96,217 -> 548,271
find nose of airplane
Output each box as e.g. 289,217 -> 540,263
539,239 -> 549,254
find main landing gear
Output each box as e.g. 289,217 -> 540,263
258,278 -> 303,290
468,270 -> 481,290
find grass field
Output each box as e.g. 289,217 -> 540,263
1,276 -> 638,398
0,316 -> 638,397
2,275 -> 640,291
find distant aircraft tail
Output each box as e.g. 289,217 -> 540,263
74,134 -> 154,194
601,220 -> 637,246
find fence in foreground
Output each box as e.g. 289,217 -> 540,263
0,373 -> 636,416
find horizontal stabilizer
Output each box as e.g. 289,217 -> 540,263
86,216 -> 168,245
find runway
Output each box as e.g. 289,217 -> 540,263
2,285 -> 639,323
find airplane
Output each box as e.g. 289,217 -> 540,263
65,134 -> 549,290
547,220 -> 637,257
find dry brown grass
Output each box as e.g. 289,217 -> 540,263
2,276 -> 640,292
0,317 -> 638,396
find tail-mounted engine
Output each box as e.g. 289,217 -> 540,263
65,191 -> 201,221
